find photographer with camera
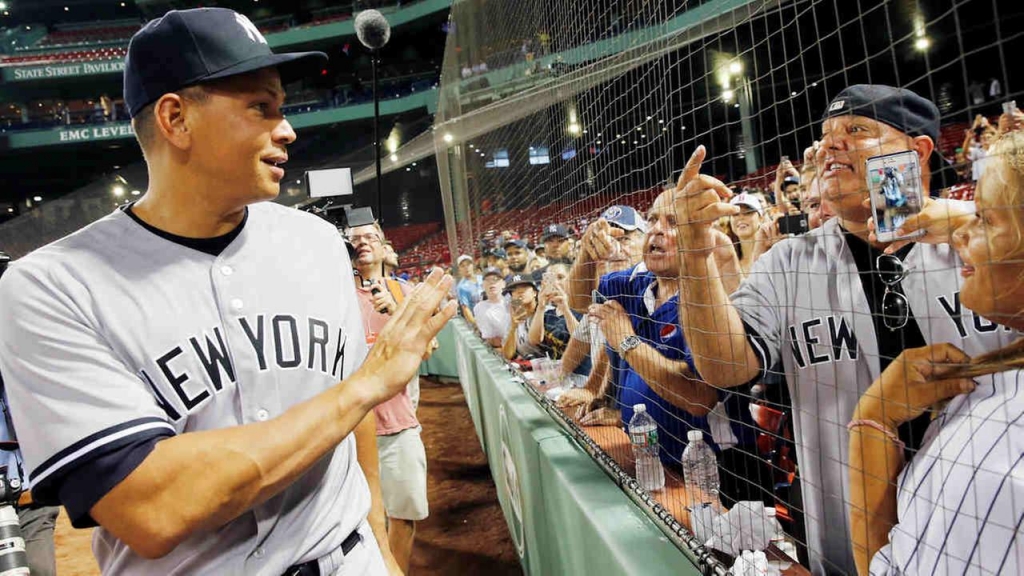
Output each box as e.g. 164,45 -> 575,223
0,251 -> 59,576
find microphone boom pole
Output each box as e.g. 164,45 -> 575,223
354,10 -> 391,226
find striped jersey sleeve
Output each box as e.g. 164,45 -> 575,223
869,370 -> 1024,576
0,261 -> 175,508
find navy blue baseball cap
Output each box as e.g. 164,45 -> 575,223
541,223 -> 571,240
124,8 -> 327,118
600,205 -> 647,233
824,84 -> 952,192
502,273 -> 536,294
823,84 -> 939,144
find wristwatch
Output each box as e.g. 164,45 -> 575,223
618,335 -> 642,355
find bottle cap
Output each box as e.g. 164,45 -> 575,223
633,403 -> 646,413
687,430 -> 703,442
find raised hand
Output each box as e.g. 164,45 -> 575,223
853,343 -> 976,429
580,218 -> 618,263
672,145 -> 739,258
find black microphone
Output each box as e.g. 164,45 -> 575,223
354,10 -> 391,50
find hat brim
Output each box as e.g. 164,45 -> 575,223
502,281 -> 536,294
203,50 -> 328,86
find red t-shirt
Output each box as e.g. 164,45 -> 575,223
356,281 -> 420,436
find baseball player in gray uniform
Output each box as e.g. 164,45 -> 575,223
670,85 -> 1018,574
0,8 -> 455,575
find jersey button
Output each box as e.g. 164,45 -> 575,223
256,409 -> 269,421
252,547 -> 265,559
230,298 -> 244,311
221,265 -> 234,276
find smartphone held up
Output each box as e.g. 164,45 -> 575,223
865,150 -> 926,243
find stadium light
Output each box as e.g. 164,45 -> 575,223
112,185 -> 125,197
390,153 -> 398,162
568,122 -> 581,136
32,196 -> 42,202
131,190 -> 141,196
443,133 -> 453,143
722,89 -> 735,103
0,3 -> 7,11
729,61 -> 743,75
914,36 -> 931,51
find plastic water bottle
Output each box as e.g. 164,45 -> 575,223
628,404 -> 665,491
681,429 -> 720,508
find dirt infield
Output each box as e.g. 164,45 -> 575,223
52,377 -> 520,575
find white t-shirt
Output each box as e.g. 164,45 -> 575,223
474,299 -> 510,340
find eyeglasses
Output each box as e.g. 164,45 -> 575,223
876,254 -> 909,331
348,233 -> 382,245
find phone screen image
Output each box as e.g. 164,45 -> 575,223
866,150 -> 925,240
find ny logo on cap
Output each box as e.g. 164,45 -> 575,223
235,13 -> 268,45
548,225 -> 558,232
512,275 -> 523,282
828,100 -> 846,112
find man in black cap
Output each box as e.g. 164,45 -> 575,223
669,84 -> 1008,575
0,8 -> 454,574
504,239 -> 531,274
540,223 -> 573,265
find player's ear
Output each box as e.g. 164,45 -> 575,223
912,135 -> 935,167
153,93 -> 192,151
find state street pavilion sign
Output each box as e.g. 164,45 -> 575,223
3,59 -> 125,82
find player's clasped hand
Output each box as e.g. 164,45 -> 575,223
853,343 -> 977,430
358,268 -> 457,405
672,145 -> 739,258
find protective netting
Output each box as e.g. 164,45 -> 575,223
431,0 -> 1024,573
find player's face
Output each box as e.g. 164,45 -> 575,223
953,160 -> 1024,327
729,208 -> 762,240
506,246 -> 529,271
349,224 -> 385,267
816,115 -> 916,222
644,192 -> 681,276
187,68 -> 295,204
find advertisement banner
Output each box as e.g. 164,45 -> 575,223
3,59 -> 125,82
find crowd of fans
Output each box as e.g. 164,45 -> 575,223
443,83 -> 1024,575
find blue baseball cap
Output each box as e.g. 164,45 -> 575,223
504,239 -> 528,250
124,8 -> 327,118
600,205 -> 647,233
488,248 -> 508,260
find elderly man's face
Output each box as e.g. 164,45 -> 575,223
816,115 -> 925,223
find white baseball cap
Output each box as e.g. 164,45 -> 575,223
456,254 -> 473,265
730,193 -> 764,216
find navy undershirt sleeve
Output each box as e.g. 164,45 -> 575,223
47,430 -> 174,528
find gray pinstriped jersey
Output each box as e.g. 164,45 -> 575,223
732,216 -> 1019,575
0,202 -> 371,575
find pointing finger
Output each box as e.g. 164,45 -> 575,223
676,145 -> 707,190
